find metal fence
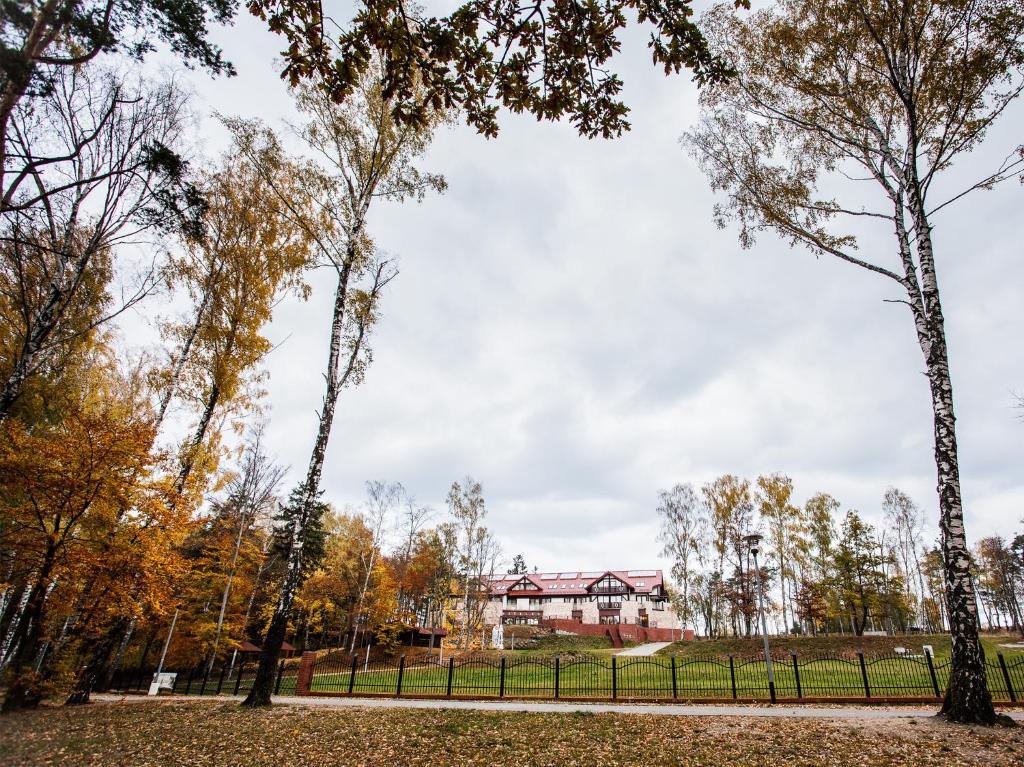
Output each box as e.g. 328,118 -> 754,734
304,650 -> 1024,703
103,650 -> 1024,704
103,658 -> 299,697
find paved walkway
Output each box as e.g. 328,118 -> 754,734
92,693 -> 1024,720
617,642 -> 673,656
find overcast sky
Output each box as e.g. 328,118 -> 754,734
128,3 -> 1024,574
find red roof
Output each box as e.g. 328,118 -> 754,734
485,570 -> 664,597
238,641 -> 261,653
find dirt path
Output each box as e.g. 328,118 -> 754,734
93,693 -> 1024,719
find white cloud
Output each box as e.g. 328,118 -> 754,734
123,8 -> 1024,577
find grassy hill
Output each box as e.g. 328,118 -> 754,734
515,633 -> 614,655
656,633 -> 1024,660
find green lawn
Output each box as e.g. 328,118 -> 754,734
303,650 -> 1024,701
656,633 -> 1024,662
167,633 -> 1024,702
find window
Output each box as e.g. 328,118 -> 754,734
591,574 -> 629,595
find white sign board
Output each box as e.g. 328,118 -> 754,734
147,672 -> 177,696
491,623 -> 505,650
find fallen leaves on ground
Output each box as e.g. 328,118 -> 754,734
0,699 -> 1020,767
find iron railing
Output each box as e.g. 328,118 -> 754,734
101,650 -> 1024,705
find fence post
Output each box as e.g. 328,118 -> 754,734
729,655 -> 737,700
671,657 -> 678,700
296,651 -> 317,696
396,655 -> 405,697
858,653 -> 870,699
925,648 -> 941,698
499,656 -> 506,697
348,655 -> 357,695
446,657 -> 454,697
554,656 -> 560,699
234,660 -> 246,695
792,654 -> 801,699
998,653 -> 1016,703
274,660 -> 285,695
216,664 -> 227,695
612,656 -> 617,700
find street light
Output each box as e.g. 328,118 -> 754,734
744,533 -> 776,703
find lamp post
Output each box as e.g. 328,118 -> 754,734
745,534 -> 776,703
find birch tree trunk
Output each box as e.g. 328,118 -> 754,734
205,505 -> 250,676
0,244 -> 93,420
242,257 -> 353,707
1,547 -> 58,712
173,382 -> 221,496
903,194 -> 996,723
154,267 -> 222,429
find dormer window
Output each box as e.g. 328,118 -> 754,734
589,574 -> 630,595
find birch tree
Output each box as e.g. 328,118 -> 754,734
203,429 -> 285,675
240,64 -> 445,707
883,487 -> 933,630
0,0 -> 234,181
0,65 -> 192,421
682,0 -> 1024,723
447,477 -> 492,649
656,483 -> 703,628
350,480 -> 401,655
757,474 -> 802,634
393,495 -> 433,618
162,144 -> 313,500
702,475 -> 758,636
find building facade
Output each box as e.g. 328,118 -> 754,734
481,570 -> 680,631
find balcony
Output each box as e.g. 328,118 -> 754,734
590,585 -> 627,595
501,609 -> 543,625
597,601 -> 622,611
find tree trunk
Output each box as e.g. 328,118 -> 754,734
1,554 -> 56,713
103,618 -> 136,690
0,245 -> 93,420
242,257 -> 353,707
0,0 -> 65,189
174,381 -> 221,496
154,265 -> 222,429
0,581 -> 27,662
206,504 -> 250,676
901,187 -> 996,723
65,616 -> 130,705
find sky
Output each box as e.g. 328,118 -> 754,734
126,2 -> 1024,575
